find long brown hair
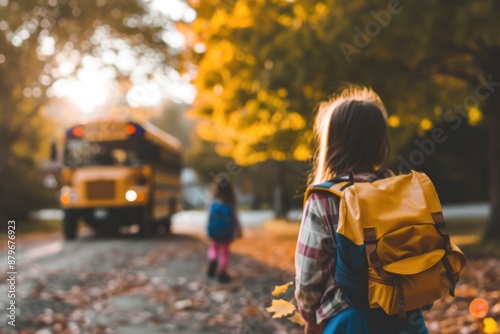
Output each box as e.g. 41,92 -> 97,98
310,85 -> 390,185
210,174 -> 236,207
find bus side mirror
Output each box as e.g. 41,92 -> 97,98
50,142 -> 57,161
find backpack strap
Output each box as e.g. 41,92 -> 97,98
394,276 -> 407,319
363,227 -> 387,277
304,170 -> 392,204
303,180 -> 349,205
431,212 -> 459,297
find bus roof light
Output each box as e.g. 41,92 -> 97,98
72,126 -> 84,138
125,124 -> 136,135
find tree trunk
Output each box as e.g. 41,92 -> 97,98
0,102 -> 12,219
273,160 -> 289,219
483,95 -> 500,241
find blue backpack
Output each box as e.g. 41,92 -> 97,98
207,202 -> 234,241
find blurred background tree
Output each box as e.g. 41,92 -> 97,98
0,0 -> 188,219
186,0 -> 499,237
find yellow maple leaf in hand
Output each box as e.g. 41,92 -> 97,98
484,317 -> 499,334
266,299 -> 296,319
271,281 -> 293,296
288,311 -> 306,326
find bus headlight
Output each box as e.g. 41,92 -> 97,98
125,190 -> 138,202
61,193 -> 71,205
60,186 -> 76,204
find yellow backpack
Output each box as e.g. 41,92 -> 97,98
305,170 -> 466,318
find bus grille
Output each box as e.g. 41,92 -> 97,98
86,181 -> 116,200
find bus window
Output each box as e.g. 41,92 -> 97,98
111,149 -> 127,165
64,139 -> 153,167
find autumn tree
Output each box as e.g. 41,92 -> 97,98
186,0 -> 500,239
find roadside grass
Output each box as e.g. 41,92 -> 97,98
262,219 -> 300,240
444,217 -> 500,258
17,219 -> 61,234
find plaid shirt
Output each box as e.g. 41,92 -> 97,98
295,191 -> 349,325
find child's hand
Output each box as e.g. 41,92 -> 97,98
304,321 -> 322,334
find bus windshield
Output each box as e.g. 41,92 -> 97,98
64,139 -> 154,167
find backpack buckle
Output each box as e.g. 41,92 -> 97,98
365,238 -> 377,245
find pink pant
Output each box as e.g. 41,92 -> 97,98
207,241 -> 230,271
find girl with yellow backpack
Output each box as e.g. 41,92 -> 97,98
295,85 -> 465,334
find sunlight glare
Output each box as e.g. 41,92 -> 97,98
162,31 -> 185,49
126,83 -> 162,108
59,61 -> 75,76
148,0 -> 196,23
52,64 -> 114,113
68,75 -> 110,113
38,35 -> 56,56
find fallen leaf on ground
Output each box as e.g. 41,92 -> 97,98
174,299 -> 193,310
484,317 -> 499,334
272,281 -> 293,296
288,311 -> 306,326
266,299 -> 296,319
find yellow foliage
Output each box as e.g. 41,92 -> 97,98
244,99 -> 260,113
257,90 -> 268,101
251,80 -> 260,92
229,1 -> 253,28
266,299 -> 296,319
293,143 -> 310,161
213,84 -> 224,95
271,151 -> 287,161
468,106 -> 483,126
255,121 -> 276,137
271,111 -> 284,124
197,122 -> 218,141
235,150 -> 268,165
484,317 -> 499,334
272,96 -> 284,108
245,54 -> 256,65
205,40 -> 236,64
287,112 -> 306,131
315,2 -> 328,16
209,9 -> 228,32
387,115 -> 401,128
288,311 -> 306,326
13,85 -> 23,99
257,109 -> 271,121
277,14 -> 293,27
420,118 -> 433,131
434,105 -> 443,117
293,4 -> 307,21
277,88 -> 288,98
271,281 -> 293,296
11,140 -> 32,160
215,142 -> 234,157
303,85 -> 314,98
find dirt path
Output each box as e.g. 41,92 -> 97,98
0,230 -> 302,334
1,222 -> 499,334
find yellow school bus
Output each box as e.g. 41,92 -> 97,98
51,120 -> 182,239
